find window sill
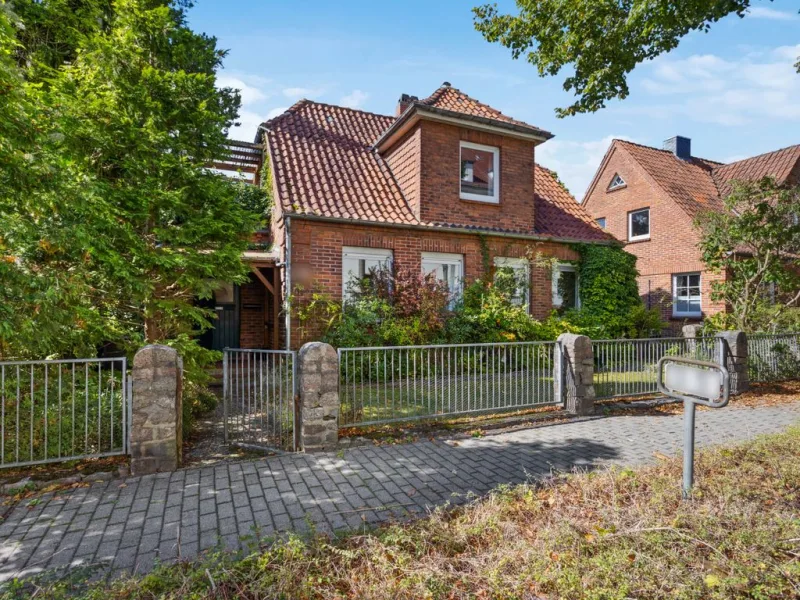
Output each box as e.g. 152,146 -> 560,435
672,314 -> 702,319
627,236 -> 651,244
460,193 -> 500,204
607,184 -> 627,192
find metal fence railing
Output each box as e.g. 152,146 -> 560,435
223,349 -> 297,451
593,337 -> 721,400
338,341 -> 559,427
0,358 -> 129,469
747,333 -> 800,383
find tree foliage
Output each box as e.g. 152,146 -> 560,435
473,0 -> 765,117
696,177 -> 800,332
0,0 -> 260,369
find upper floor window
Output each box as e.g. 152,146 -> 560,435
552,264 -> 579,310
494,257 -> 529,307
596,217 -> 606,229
673,273 -> 701,317
422,252 -> 463,304
342,247 -> 392,301
608,173 -> 626,191
460,141 -> 499,203
628,208 -> 650,241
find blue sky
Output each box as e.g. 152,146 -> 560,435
188,0 -> 800,200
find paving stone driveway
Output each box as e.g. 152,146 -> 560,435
1,401 -> 799,583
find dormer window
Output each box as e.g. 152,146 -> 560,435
460,141 -> 499,203
608,173 -> 626,191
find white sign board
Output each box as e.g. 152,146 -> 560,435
664,363 -> 722,401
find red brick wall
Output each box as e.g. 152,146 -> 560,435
384,126 -> 422,218
583,145 -> 726,328
286,219 -> 577,348
411,121 -> 536,232
239,275 -> 266,349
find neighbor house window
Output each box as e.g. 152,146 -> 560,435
422,252 -> 464,303
494,257 -> 530,307
628,208 -> 650,241
460,141 -> 499,203
596,217 -> 606,229
673,273 -> 701,317
552,264 -> 579,310
342,247 -> 393,301
608,173 -> 626,190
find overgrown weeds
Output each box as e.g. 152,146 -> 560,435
8,426 -> 800,599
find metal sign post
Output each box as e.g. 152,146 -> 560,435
656,357 -> 730,499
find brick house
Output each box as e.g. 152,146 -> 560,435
204,83 -> 611,351
582,137 -> 800,330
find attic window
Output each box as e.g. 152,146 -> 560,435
460,141 -> 500,203
608,173 -> 626,191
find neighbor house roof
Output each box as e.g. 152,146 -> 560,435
261,85 -> 608,243
586,139 -> 800,221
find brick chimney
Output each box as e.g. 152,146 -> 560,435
664,136 -> 691,160
396,93 -> 418,116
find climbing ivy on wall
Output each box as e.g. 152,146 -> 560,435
570,243 -> 663,338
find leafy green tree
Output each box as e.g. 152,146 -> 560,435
696,177 -> 800,332
0,0 -> 261,367
472,0 -> 791,117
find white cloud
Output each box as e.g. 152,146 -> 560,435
535,135 -> 634,201
228,109 -> 267,141
633,45 -> 800,125
216,75 -> 268,106
340,89 -> 369,109
747,6 -> 798,20
282,86 -> 323,99
267,107 -> 289,119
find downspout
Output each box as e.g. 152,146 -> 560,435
284,216 -> 292,351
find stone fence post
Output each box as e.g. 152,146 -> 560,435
716,330 -> 749,395
556,333 -> 595,416
297,342 -> 339,452
130,345 -> 183,476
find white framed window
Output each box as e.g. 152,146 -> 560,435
596,217 -> 606,229
552,264 -> 579,310
628,208 -> 650,241
422,252 -> 464,302
673,273 -> 701,317
494,257 -> 530,307
608,173 -> 626,191
460,141 -> 499,203
342,247 -> 393,301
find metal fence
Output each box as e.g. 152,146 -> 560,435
0,358 -> 129,469
223,349 -> 297,452
747,333 -> 800,383
338,341 -> 559,427
593,337 -> 721,400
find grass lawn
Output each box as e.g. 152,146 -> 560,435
13,423 -> 800,599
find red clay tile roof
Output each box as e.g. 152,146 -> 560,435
534,165 -> 610,242
264,100 -> 417,225
262,90 -> 607,242
713,144 -> 800,198
615,140 -> 725,219
418,84 -> 542,132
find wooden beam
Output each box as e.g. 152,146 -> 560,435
250,265 -> 274,294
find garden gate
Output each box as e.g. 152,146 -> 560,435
222,348 -> 298,452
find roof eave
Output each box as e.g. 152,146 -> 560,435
374,103 -> 553,152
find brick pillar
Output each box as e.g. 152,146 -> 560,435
716,330 -> 749,395
557,333 -> 595,416
297,342 -> 339,452
130,345 -> 183,476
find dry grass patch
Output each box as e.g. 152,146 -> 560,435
8,426 -> 800,599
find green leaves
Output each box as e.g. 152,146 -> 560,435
473,0 -> 752,117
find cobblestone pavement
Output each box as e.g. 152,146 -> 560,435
1,402 -> 798,583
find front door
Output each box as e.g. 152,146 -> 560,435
198,283 -> 240,351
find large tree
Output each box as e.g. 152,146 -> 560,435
0,0 -> 261,365
472,0 -> 793,117
696,178 -> 800,332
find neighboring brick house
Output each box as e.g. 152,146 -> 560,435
204,83 -> 611,351
582,137 -> 800,330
